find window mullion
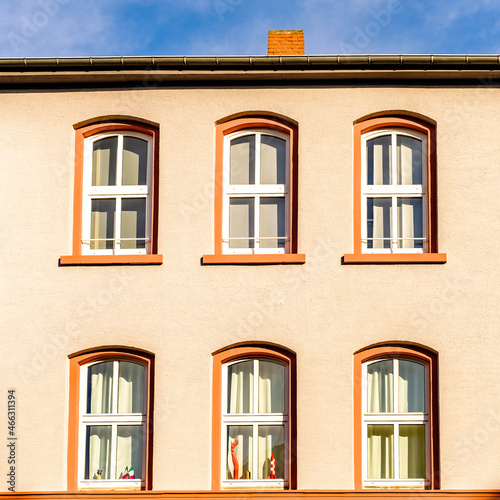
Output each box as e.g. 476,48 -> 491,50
393,359 -> 399,415
112,361 -> 119,414
110,423 -> 117,480
115,197 -> 122,253
254,195 -> 260,250
391,195 -> 398,251
393,422 -> 399,480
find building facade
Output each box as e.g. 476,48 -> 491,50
1,32 -> 499,499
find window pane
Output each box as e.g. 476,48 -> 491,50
85,425 -> 112,480
399,425 -> 426,479
367,135 -> 391,185
397,198 -> 423,249
91,199 -> 115,250
367,424 -> 394,479
92,137 -> 117,186
367,198 -> 392,249
118,361 -> 145,414
259,198 -> 285,249
399,360 -> 425,413
116,425 -> 143,480
230,135 -> 255,185
121,198 -> 146,250
367,360 -> 393,413
122,137 -> 148,186
260,135 -> 286,184
227,426 -> 253,480
229,198 -> 254,249
258,360 -> 284,413
228,360 -> 254,413
397,136 -> 422,185
87,361 -> 113,414
258,425 -> 285,479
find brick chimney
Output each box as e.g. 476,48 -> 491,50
268,30 -> 304,56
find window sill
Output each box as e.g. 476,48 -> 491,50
60,254 -> 163,266
202,254 -> 306,265
343,253 -> 447,264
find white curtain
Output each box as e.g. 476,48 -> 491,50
118,362 -> 144,414
116,425 -> 143,479
398,360 -> 425,413
369,136 -> 391,185
227,426 -> 253,479
371,199 -> 391,249
87,426 -> 111,479
89,362 -> 113,413
230,136 -> 254,185
258,425 -> 284,479
399,425 -> 425,478
367,360 -> 393,413
367,425 -> 393,479
397,136 -> 422,185
228,361 -> 253,413
258,361 -> 284,413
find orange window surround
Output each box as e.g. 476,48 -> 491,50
60,118 -> 162,265
344,115 -> 447,264
67,347 -> 155,491
353,342 -> 440,490
202,115 -> 305,265
211,342 -> 297,490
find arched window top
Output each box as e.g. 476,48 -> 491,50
354,342 -> 439,490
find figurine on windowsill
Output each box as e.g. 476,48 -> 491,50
96,469 -> 102,480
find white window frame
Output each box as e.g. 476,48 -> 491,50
221,358 -> 289,489
361,357 -> 430,488
222,129 -> 290,255
81,132 -> 153,255
361,128 -> 428,254
78,359 -> 147,490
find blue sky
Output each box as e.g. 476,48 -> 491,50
1,0 -> 500,57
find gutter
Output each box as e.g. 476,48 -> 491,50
0,54 -> 500,72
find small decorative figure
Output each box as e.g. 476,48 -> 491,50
96,469 -> 102,480
267,453 -> 276,479
230,439 -> 239,479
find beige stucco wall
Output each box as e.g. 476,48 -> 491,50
0,83 -> 499,492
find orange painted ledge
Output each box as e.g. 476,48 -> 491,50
343,253 -> 447,264
4,491 -> 500,499
60,255 -> 163,265
202,254 -> 306,265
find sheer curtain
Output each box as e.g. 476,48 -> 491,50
258,361 -> 284,413
367,360 -> 393,413
367,425 -> 393,479
398,360 -> 425,413
258,426 -> 284,479
227,426 -> 253,479
118,362 -> 144,414
88,362 -> 113,413
86,426 -> 111,479
399,425 -> 425,478
228,361 -> 253,413
116,425 -> 143,479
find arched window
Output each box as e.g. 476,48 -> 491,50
61,118 -> 162,265
344,115 -> 446,264
354,343 -> 439,489
203,115 -> 305,264
68,348 -> 154,490
212,343 -> 296,489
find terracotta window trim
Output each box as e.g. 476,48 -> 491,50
205,115 -> 303,265
353,342 -> 440,491
344,115 -> 446,265
60,118 -> 161,266
67,347 -> 155,491
60,254 -> 163,266
212,342 -> 297,491
202,254 -> 305,265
